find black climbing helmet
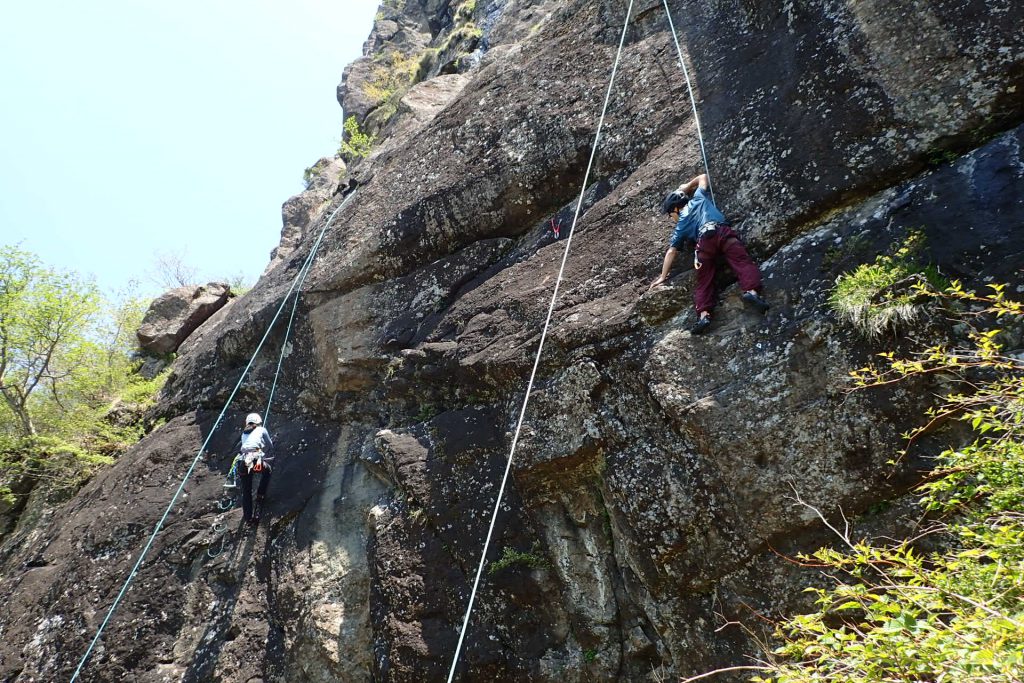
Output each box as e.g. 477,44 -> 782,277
662,190 -> 688,214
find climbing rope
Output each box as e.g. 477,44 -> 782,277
662,0 -> 715,202
445,2 -> 636,681
262,222 -> 318,426
222,188 -> 352,492
206,520 -> 230,559
70,189 -> 357,682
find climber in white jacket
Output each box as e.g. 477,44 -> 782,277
238,412 -> 273,526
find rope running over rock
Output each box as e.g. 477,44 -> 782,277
445,2 -> 637,680
662,0 -> 715,202
447,1 -> 719,677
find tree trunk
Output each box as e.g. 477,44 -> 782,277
0,388 -> 35,437
18,410 -> 35,438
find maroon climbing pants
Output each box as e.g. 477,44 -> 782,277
694,225 -> 762,313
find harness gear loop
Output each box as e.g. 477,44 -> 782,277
223,456 -> 240,489
242,448 -> 266,474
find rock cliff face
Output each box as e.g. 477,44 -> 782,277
2,1 -> 1023,681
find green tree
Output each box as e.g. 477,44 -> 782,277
338,115 -> 376,160
0,251 -> 169,507
0,246 -> 101,436
99,281 -> 148,393
744,282 -> 1024,683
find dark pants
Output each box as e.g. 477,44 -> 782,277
240,464 -> 272,521
694,225 -> 762,313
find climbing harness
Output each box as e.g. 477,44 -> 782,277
550,217 -> 562,240
694,221 -> 720,269
241,448 -> 266,473
445,2 -> 638,680
447,1 -> 717,679
70,189 -> 358,683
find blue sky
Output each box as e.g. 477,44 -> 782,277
0,0 -> 379,298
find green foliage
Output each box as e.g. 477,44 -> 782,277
363,49 -> 420,106
339,115 -> 376,160
755,283 -> 1024,683
926,146 -> 960,167
415,401 -> 440,423
417,47 -> 441,78
821,233 -> 871,270
0,246 -> 166,504
829,231 -> 947,337
0,245 -> 102,436
223,271 -> 253,296
488,542 -> 551,574
119,367 -> 171,410
302,165 -> 318,188
450,23 -> 483,42
0,435 -> 114,497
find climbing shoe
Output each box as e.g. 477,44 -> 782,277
690,316 -> 712,335
741,291 -> 770,313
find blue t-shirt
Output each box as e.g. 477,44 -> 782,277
671,187 -> 726,247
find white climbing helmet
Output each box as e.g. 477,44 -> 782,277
245,413 -> 263,426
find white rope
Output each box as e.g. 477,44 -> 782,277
70,190 -> 357,682
662,0 -> 714,202
444,2 -> 636,680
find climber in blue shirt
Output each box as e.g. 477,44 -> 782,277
650,173 -> 769,333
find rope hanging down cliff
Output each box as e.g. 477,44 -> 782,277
221,213 -> 326,493
446,1 -> 714,679
662,0 -> 714,203
70,189 -> 358,683
446,1 -> 636,680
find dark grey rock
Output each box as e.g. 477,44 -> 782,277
2,1 -> 1023,682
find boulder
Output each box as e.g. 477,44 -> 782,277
135,282 -> 231,355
